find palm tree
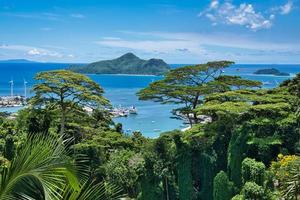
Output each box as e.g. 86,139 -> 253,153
0,135 -> 123,200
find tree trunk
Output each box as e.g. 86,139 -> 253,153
165,177 -> 169,200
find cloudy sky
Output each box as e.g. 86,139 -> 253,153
0,0 -> 299,64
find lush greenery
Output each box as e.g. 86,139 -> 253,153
70,53 -> 170,75
254,68 -> 290,76
0,64 -> 299,200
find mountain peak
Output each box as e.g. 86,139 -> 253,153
119,53 -> 139,60
70,53 -> 170,75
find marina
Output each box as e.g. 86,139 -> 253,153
110,106 -> 138,117
0,80 -> 28,108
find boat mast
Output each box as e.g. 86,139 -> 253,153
9,79 -> 14,97
24,79 -> 28,99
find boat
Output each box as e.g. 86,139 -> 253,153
262,81 -> 272,85
129,106 -> 138,114
110,105 -> 138,117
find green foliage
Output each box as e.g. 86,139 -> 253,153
31,70 -> 110,135
241,158 -> 266,186
228,127 -> 249,187
242,182 -> 265,200
137,61 -> 238,125
213,171 -> 234,200
70,52 -> 170,75
3,134 -> 14,160
104,149 -> 144,198
0,135 -> 80,199
231,194 -> 244,200
271,155 -> 300,199
174,135 -> 193,200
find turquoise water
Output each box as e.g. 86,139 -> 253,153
0,63 -> 299,137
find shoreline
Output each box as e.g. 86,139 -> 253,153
85,73 -> 161,77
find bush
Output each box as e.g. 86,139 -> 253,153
213,171 -> 234,200
243,182 -> 264,200
242,158 -> 265,186
231,195 -> 244,200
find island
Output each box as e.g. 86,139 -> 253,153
0,59 -> 38,63
254,68 -> 290,76
69,53 -> 170,75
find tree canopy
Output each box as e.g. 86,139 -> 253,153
137,61 -> 261,125
31,70 -> 110,134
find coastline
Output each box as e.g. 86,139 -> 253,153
85,73 -> 162,77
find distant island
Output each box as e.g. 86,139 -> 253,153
254,68 -> 290,76
0,59 -> 38,63
69,53 -> 170,75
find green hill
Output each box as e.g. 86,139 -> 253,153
254,68 -> 290,76
69,53 -> 170,75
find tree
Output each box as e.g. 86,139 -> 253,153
31,70 -> 110,135
104,149 -> 144,198
3,134 -> 14,161
213,171 -> 234,200
137,61 -> 261,126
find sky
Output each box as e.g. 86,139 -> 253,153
0,0 -> 299,64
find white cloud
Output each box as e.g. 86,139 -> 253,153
27,48 -> 41,55
101,37 -> 122,40
93,31 -> 300,63
210,0 -> 219,9
3,12 -> 62,21
96,36 -> 206,56
96,31 -> 300,57
272,0 -> 294,15
0,44 -> 63,58
70,13 -> 85,19
200,1 -> 274,31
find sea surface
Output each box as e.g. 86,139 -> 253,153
0,63 -> 299,137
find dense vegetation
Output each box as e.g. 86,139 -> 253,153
0,62 -> 299,199
253,68 -> 290,76
70,53 -> 170,75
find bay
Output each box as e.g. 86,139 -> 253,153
0,63 -> 299,137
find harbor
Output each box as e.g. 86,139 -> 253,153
0,80 -> 28,108
110,105 -> 138,117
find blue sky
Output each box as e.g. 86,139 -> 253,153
0,0 -> 299,64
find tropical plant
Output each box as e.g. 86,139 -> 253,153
271,154 -> 300,199
0,134 -> 79,199
0,134 -> 123,200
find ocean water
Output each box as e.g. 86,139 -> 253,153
0,63 -> 299,137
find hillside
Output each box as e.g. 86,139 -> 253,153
254,68 -> 290,76
69,53 -> 170,75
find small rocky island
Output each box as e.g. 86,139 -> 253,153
254,68 -> 290,76
69,53 -> 170,75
